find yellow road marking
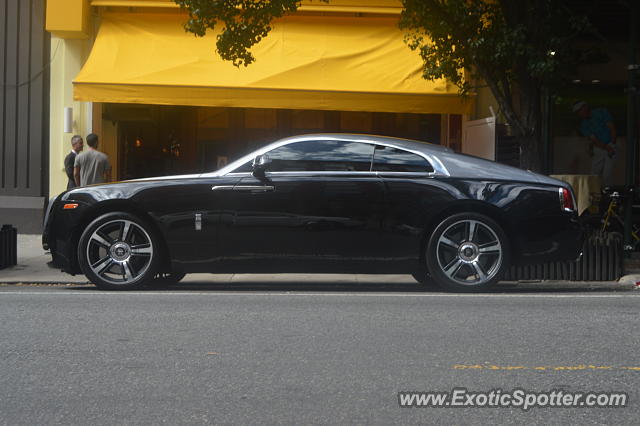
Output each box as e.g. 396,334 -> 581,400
454,364 -> 640,371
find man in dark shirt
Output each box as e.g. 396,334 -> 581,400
64,135 -> 84,190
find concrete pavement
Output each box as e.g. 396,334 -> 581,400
0,234 -> 88,284
0,234 -> 638,291
1,287 -> 639,424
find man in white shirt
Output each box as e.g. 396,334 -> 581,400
74,133 -> 112,187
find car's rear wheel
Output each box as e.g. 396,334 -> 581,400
427,213 -> 509,292
78,212 -> 160,290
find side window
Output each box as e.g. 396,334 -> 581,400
372,145 -> 434,173
265,140 -> 374,172
231,160 -> 254,173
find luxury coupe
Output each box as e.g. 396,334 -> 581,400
43,134 -> 583,291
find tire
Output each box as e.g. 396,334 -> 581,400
151,271 -> 187,287
411,268 -> 435,287
426,212 -> 509,292
77,212 -> 160,290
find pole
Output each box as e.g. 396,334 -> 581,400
624,0 -> 639,251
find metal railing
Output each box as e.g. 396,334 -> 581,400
503,231 -> 623,281
0,225 -> 17,270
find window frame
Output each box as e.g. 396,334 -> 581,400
256,139 -> 377,173
370,144 -> 435,174
213,137 -> 447,178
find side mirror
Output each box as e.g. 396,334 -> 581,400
252,154 -> 271,179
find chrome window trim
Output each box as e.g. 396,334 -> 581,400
264,171 -> 382,177
422,153 -> 448,176
218,171 -> 435,178
375,171 -> 435,178
203,136 -> 450,178
266,171 -> 434,178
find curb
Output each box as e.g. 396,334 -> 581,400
617,274 -> 640,289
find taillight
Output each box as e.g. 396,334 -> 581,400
559,187 -> 575,212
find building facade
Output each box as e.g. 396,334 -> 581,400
0,0 -> 50,233
45,0 -> 472,197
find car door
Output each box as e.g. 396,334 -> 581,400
137,175 -> 243,268
215,139 -> 387,271
373,144 -> 454,265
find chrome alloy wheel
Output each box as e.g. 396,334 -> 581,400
436,219 -> 502,286
85,219 -> 154,285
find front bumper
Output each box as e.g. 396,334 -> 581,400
41,194 -> 83,275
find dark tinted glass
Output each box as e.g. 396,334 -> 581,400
265,140 -> 374,172
372,145 -> 433,173
232,160 -> 254,173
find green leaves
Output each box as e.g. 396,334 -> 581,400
174,0 -> 326,67
173,0 -> 595,158
400,0 -> 592,94
400,0 -> 595,147
400,0 -> 495,96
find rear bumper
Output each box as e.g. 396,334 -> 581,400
516,215 -> 585,265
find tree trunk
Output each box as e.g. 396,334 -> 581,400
516,135 -> 541,172
478,69 -> 544,173
514,73 -> 543,173
515,94 -> 543,172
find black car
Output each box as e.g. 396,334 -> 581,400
43,134 -> 583,291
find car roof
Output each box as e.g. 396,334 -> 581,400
277,133 -> 452,155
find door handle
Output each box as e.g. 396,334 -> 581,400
211,185 -> 234,191
233,185 -> 275,192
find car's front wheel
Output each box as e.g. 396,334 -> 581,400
78,212 -> 160,290
426,213 -> 509,292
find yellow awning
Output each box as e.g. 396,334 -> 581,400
74,13 -> 472,114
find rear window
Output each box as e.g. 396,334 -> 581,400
372,145 -> 434,173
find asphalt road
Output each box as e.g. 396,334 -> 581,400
1,284 -> 639,425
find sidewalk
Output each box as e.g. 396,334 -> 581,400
1,235 -> 416,286
0,234 -> 87,284
0,234 -> 637,290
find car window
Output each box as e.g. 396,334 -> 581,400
231,160 -> 254,173
372,145 -> 434,173
264,140 -> 375,172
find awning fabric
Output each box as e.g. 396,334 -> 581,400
74,13 -> 472,114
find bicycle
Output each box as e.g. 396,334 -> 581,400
599,188 -> 640,250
